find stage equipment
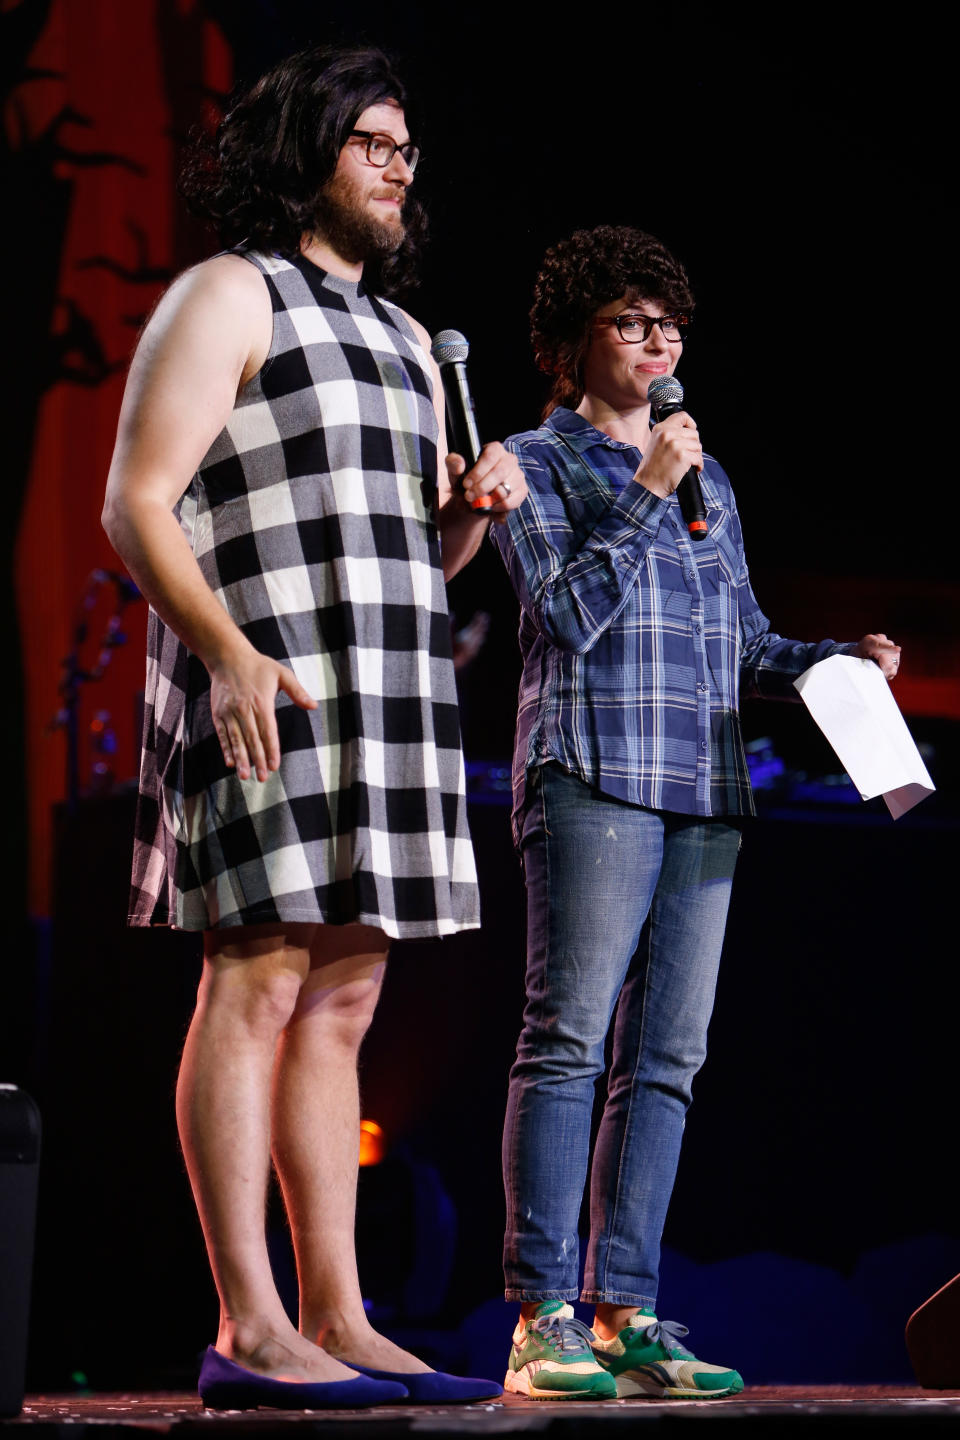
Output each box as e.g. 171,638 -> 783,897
906,1274 -> 960,1387
0,1086 -> 41,1417
48,569 -> 141,807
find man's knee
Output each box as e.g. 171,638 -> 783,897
199,941 -> 309,1036
329,976 -> 383,1046
292,963 -> 386,1050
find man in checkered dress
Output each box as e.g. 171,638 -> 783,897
102,45 -> 524,1408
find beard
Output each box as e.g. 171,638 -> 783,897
312,169 -> 406,265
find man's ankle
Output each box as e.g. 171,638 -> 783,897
217,1318 -> 297,1367
301,1308 -> 366,1355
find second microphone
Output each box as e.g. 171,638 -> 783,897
430,328 -> 493,509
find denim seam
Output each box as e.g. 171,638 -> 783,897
505,772 -> 579,1297
595,888 -> 656,1299
581,1289 -> 658,1307
505,1288 -> 580,1303
534,770 -> 552,1052
538,768 -> 578,1295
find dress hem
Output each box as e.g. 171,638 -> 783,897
126,909 -> 482,941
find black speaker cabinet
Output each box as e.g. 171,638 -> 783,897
0,1086 -> 40,1417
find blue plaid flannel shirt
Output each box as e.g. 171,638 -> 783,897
491,407 -> 854,844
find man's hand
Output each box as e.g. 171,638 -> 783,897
633,411 -> 703,499
451,441 -> 527,524
210,649 -> 317,781
855,632 -> 901,681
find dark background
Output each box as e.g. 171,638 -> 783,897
4,0 -> 958,1394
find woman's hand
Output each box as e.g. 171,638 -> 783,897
855,632 -> 901,681
633,411 -> 703,499
456,442 -> 528,523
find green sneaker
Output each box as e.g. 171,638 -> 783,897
505,1301 -> 619,1400
591,1309 -> 744,1399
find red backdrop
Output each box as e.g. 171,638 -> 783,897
9,0 -> 231,914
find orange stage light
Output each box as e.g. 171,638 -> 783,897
358,1119 -> 385,1167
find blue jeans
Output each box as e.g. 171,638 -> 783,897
502,764 -> 742,1306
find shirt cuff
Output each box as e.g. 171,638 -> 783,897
600,479 -> 670,544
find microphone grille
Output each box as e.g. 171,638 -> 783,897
431,329 -> 469,364
647,375 -> 684,409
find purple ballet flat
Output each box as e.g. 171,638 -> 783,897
198,1346 -> 409,1409
347,1363 -> 503,1404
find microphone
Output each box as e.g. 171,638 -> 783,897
647,375 -> 708,541
430,328 -> 492,509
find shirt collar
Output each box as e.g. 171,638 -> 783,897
545,406 -> 643,455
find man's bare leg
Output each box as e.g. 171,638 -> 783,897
176,922 -> 356,1381
273,924 -> 430,1373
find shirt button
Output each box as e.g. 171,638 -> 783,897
700,740 -> 707,750
699,682 -> 708,691
695,624 -> 703,633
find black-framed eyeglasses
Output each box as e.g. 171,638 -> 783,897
349,130 -> 420,173
594,313 -> 691,343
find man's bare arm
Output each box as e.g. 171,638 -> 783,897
403,314 -> 526,580
102,255 -> 317,782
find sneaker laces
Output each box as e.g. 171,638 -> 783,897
638,1317 -> 693,1358
533,1311 -> 597,1357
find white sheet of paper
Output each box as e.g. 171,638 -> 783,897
793,654 -> 935,819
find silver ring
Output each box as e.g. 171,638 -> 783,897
500,481 -> 512,496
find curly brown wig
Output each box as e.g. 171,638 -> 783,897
180,45 -> 426,299
530,225 -> 694,416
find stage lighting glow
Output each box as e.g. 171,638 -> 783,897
359,1119 -> 385,1167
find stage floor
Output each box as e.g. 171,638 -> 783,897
6,1388 -> 960,1435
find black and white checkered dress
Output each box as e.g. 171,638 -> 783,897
129,251 -> 479,939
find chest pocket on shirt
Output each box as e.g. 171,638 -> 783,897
553,435 -> 620,536
703,506 -> 743,586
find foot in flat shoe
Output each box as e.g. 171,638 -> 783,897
348,1363 -> 502,1404
304,1319 -> 433,1376
198,1347 -> 408,1409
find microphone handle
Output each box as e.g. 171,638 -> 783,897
439,361 -> 480,468
650,398 -> 708,541
438,360 -> 491,509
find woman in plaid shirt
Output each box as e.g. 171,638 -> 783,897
491,226 -> 900,1402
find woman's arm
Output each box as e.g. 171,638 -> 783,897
727,491 -> 902,692
493,437 -> 673,654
